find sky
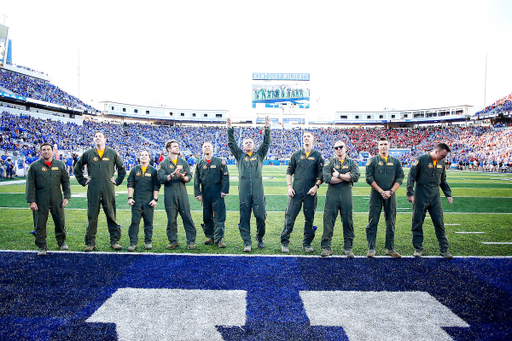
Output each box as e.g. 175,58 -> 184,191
2,0 -> 512,119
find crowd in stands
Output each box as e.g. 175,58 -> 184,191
1,110 -> 512,179
474,91 -> 512,118
0,68 -> 96,112
0,63 -> 510,178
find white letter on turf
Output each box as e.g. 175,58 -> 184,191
86,288 -> 246,341
300,291 -> 469,341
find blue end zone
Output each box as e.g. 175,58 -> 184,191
0,252 -> 511,340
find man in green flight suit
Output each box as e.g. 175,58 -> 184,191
26,143 -> 71,256
194,142 -> 229,248
321,140 -> 360,258
74,131 -> 126,252
365,137 -> 404,259
157,139 -> 196,250
407,143 -> 454,260
127,150 -> 161,251
280,131 -> 323,254
227,115 -> 271,252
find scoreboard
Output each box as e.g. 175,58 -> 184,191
252,72 -> 310,109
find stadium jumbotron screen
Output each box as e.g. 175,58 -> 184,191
252,72 -> 310,109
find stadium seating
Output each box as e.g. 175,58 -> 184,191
0,68 -> 96,112
1,110 -> 511,173
474,92 -> 512,118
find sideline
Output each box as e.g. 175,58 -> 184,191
1,249 -> 511,258
0,179 -> 26,186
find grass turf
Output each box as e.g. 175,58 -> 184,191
0,166 -> 511,256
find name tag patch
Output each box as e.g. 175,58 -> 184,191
51,167 -> 59,170
210,165 -> 217,168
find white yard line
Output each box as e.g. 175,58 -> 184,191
1,249 -> 511,258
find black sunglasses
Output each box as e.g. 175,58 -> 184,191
334,146 -> 344,150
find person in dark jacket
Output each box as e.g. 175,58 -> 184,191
365,137 -> 404,258
280,131 -> 323,253
26,143 -> 71,256
320,141 -> 360,258
157,140 -> 196,250
74,131 -> 126,252
407,143 -> 454,260
227,116 -> 271,252
127,150 -> 160,251
194,142 -> 229,248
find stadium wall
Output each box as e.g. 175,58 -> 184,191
334,105 -> 472,127
98,100 -> 228,124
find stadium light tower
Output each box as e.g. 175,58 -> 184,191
483,53 -> 487,108
77,49 -> 80,98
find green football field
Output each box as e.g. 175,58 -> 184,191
1,166 -> 511,256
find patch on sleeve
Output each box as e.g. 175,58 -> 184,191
324,159 -> 330,166
366,158 -> 371,166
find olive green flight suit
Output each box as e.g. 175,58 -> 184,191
74,148 -> 126,247
321,157 -> 360,251
407,153 -> 452,253
194,157 -> 229,244
127,165 -> 160,246
281,148 -> 324,247
227,126 -> 271,247
365,155 -> 405,251
157,156 -> 196,246
26,158 -> 71,250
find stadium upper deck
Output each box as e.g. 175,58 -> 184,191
473,91 -> 512,120
0,61 -> 511,173
0,67 -> 96,114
